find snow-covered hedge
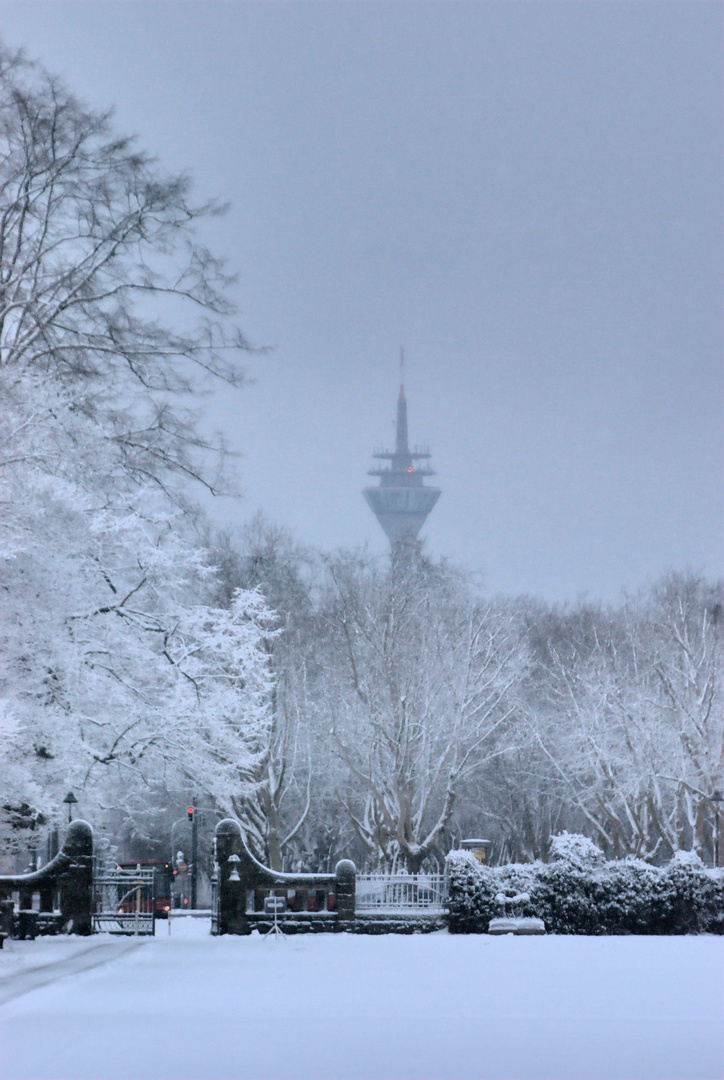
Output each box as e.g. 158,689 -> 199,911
446,833 -> 724,935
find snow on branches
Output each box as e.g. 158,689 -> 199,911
0,46 -> 270,844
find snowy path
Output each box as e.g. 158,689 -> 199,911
0,920 -> 721,1080
0,938 -> 148,1006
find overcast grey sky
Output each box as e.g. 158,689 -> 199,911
2,1 -> 722,600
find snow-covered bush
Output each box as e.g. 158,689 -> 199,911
549,831 -> 606,871
446,833 -> 724,934
445,851 -> 498,932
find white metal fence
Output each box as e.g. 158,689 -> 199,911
355,873 -> 446,912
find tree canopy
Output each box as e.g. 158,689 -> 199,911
0,47 -> 270,851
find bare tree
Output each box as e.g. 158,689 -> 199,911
649,573 -> 723,860
0,46 -> 251,503
530,574 -> 724,861
320,550 -> 529,871
205,517 -> 319,868
0,47 -> 260,845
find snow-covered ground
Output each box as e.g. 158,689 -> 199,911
0,920 -> 721,1080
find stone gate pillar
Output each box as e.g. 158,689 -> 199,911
58,820 -> 94,935
214,819 -> 257,935
334,859 -> 356,930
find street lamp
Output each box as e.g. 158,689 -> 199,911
711,790 -> 723,868
63,792 -> 78,824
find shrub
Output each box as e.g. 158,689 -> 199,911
549,831 -> 606,871
446,834 -> 724,935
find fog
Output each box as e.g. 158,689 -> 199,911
1,1 -> 721,600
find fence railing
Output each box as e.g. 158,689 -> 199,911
355,873 -> 447,912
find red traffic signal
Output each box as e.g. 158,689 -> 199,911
187,807 -> 194,821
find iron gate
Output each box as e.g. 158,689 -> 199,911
93,865 -> 156,934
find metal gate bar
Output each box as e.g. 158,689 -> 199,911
93,868 -> 155,935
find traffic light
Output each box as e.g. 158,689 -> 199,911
187,806 -> 194,822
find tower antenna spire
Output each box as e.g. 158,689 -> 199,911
363,352 -> 441,547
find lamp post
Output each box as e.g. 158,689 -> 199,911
63,792 -> 78,824
188,806 -> 198,911
711,790 -> 723,868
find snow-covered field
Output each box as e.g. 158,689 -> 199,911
0,920 -> 721,1080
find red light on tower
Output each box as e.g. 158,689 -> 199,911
187,806 -> 194,822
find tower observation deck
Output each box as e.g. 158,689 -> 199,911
363,380 -> 441,545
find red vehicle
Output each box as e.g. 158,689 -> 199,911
117,860 -> 173,919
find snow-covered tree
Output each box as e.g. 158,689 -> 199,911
0,47 -> 267,846
0,47 -> 250,503
0,381 -> 279,839
530,574 -> 724,861
158,589 -> 280,824
320,549 -> 529,871
205,517 -> 322,868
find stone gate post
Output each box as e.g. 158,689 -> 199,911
334,859 -> 356,930
58,820 -> 94,934
0,819 -> 94,937
214,819 -> 257,935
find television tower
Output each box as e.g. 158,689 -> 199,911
363,352 -> 441,546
